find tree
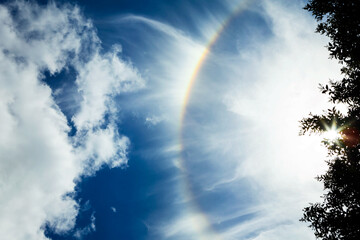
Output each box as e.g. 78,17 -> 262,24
300,1 -> 360,239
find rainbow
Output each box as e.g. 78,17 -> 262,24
177,0 -> 253,239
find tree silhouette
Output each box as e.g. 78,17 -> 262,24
300,1 -> 360,239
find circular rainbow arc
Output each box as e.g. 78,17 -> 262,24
177,1 -> 253,239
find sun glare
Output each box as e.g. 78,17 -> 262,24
323,126 -> 341,142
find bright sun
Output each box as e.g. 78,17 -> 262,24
323,127 -> 341,142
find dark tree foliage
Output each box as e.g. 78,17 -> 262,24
304,0 -> 360,69
300,0 -> 360,239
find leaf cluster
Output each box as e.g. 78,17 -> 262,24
304,0 -> 360,69
300,0 -> 360,239
301,151 -> 360,240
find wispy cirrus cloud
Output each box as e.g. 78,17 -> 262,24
143,1 -> 343,240
102,14 -> 206,124
0,1 -> 345,240
185,1 -> 342,240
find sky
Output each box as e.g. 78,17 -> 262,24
0,0 -> 344,240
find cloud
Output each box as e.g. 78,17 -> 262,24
222,0 -> 341,186
0,1 -> 341,239
73,212 -> 96,239
193,1 -> 342,239
163,212 -> 222,240
0,1 -> 143,239
105,14 -> 206,123
73,45 -> 144,131
147,0 -> 343,239
110,207 -> 117,213
145,115 -> 165,126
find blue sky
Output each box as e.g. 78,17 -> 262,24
0,0 -> 345,239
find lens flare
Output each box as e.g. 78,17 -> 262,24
323,127 -> 341,142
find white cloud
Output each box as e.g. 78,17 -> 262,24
107,15 -> 206,123
76,125 -> 130,175
0,1 -> 143,239
0,1 -> 340,240
73,212 -> 96,239
146,0 -> 343,239
73,47 -> 144,131
203,1 -> 342,239
153,210 -> 223,240
145,115 -> 165,126
223,0 -> 341,187
110,207 -> 117,213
